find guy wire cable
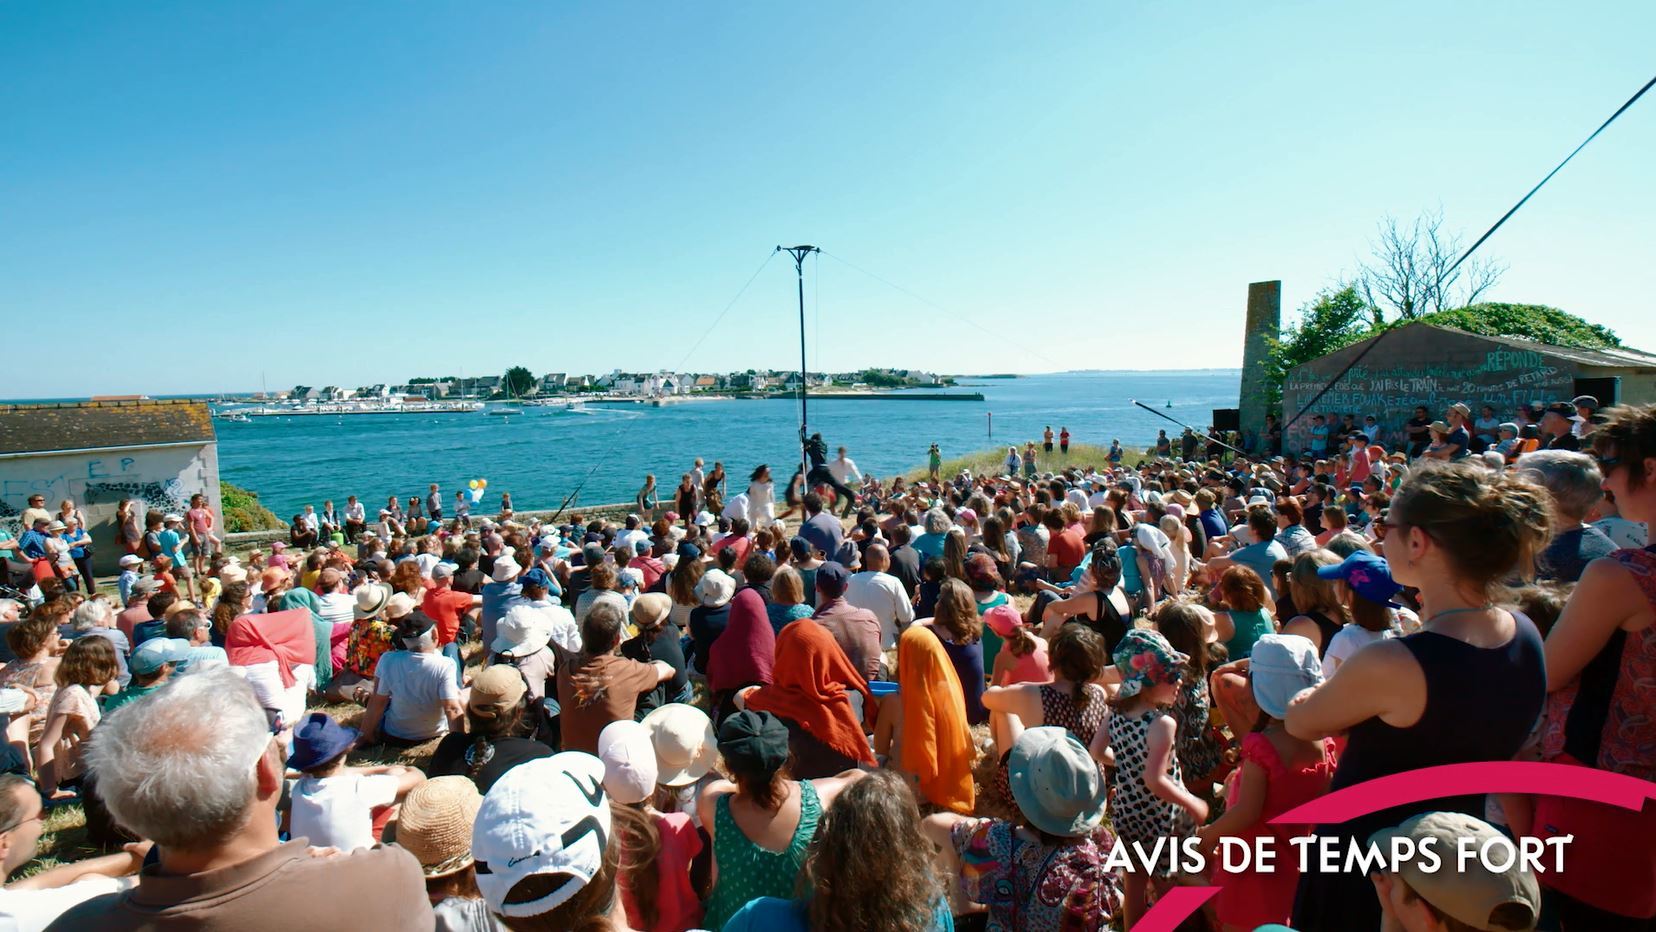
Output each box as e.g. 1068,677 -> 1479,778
676,250 -> 782,370
819,249 -> 1066,372
1283,71 -> 1656,431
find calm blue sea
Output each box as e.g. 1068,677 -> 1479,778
206,371 -> 1237,517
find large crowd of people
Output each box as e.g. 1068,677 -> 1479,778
0,394 -> 1651,931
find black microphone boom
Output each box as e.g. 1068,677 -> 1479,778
1131,400 -> 1247,457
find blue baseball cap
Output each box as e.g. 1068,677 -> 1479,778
130,637 -> 191,676
814,561 -> 850,597
1316,550 -> 1402,606
520,567 -> 554,590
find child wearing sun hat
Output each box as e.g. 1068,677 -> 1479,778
1102,628 -> 1210,928
394,775 -> 494,931
598,718 -> 705,932
287,711 -> 426,852
1196,633 -> 1337,930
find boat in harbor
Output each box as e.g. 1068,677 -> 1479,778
242,398 -> 484,416
488,405 -> 524,416
526,398 -> 587,413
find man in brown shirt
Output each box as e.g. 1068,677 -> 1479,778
554,600 -> 673,755
47,668 -> 432,931
810,561 -> 885,682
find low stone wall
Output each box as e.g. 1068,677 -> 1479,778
223,499 -> 642,547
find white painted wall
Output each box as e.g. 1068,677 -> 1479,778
0,442 -> 221,574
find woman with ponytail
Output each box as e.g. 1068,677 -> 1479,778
1286,461 -> 1550,931
982,625 -> 1109,806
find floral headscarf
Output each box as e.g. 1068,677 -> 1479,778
1111,628 -> 1189,700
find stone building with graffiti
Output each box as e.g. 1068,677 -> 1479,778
1281,322 -> 1656,452
0,399 -> 220,575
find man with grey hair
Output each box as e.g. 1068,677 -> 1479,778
1517,448 -> 1618,582
164,608 -> 228,673
47,669 -> 432,930
358,613 -> 463,747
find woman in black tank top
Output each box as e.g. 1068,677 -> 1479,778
1283,463 -> 1551,932
1035,543 -> 1131,654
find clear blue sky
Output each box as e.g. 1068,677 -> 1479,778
4,2 -> 1652,396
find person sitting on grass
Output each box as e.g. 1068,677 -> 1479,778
921,726 -> 1122,928
36,635 -> 120,797
393,775 -> 496,932
48,669 -> 432,930
0,773 -> 151,930
102,637 -> 191,714
286,711 -> 425,852
359,612 -> 464,748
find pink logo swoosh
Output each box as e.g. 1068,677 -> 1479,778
1135,762 -> 1656,929
1271,761 -> 1656,825
1133,886 -> 1223,932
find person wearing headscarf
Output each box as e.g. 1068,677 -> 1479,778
226,606 -> 317,730
278,587 -> 335,693
740,621 -> 874,778
707,586 -> 775,726
873,625 -> 975,814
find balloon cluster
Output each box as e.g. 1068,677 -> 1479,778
467,478 -> 488,503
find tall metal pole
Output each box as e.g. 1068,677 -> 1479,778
777,245 -> 819,486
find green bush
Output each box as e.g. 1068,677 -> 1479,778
221,481 -> 284,533
1419,303 -> 1621,349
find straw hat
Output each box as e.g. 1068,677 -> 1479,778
353,583 -> 390,619
396,776 -> 483,877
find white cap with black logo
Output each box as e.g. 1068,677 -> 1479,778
472,752 -> 612,918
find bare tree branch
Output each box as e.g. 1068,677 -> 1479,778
1360,208 -> 1505,319
1459,255 -> 1505,306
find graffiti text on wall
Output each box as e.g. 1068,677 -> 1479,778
0,457 -> 192,531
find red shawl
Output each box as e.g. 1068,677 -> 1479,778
707,588 -> 774,692
226,609 -> 318,688
744,619 -> 874,765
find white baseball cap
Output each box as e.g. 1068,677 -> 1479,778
118,554 -> 144,569
472,753 -> 613,919
596,720 -> 657,805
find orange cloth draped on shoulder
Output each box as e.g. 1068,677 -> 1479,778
898,626 -> 976,814
227,609 -> 318,688
744,620 -> 875,765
